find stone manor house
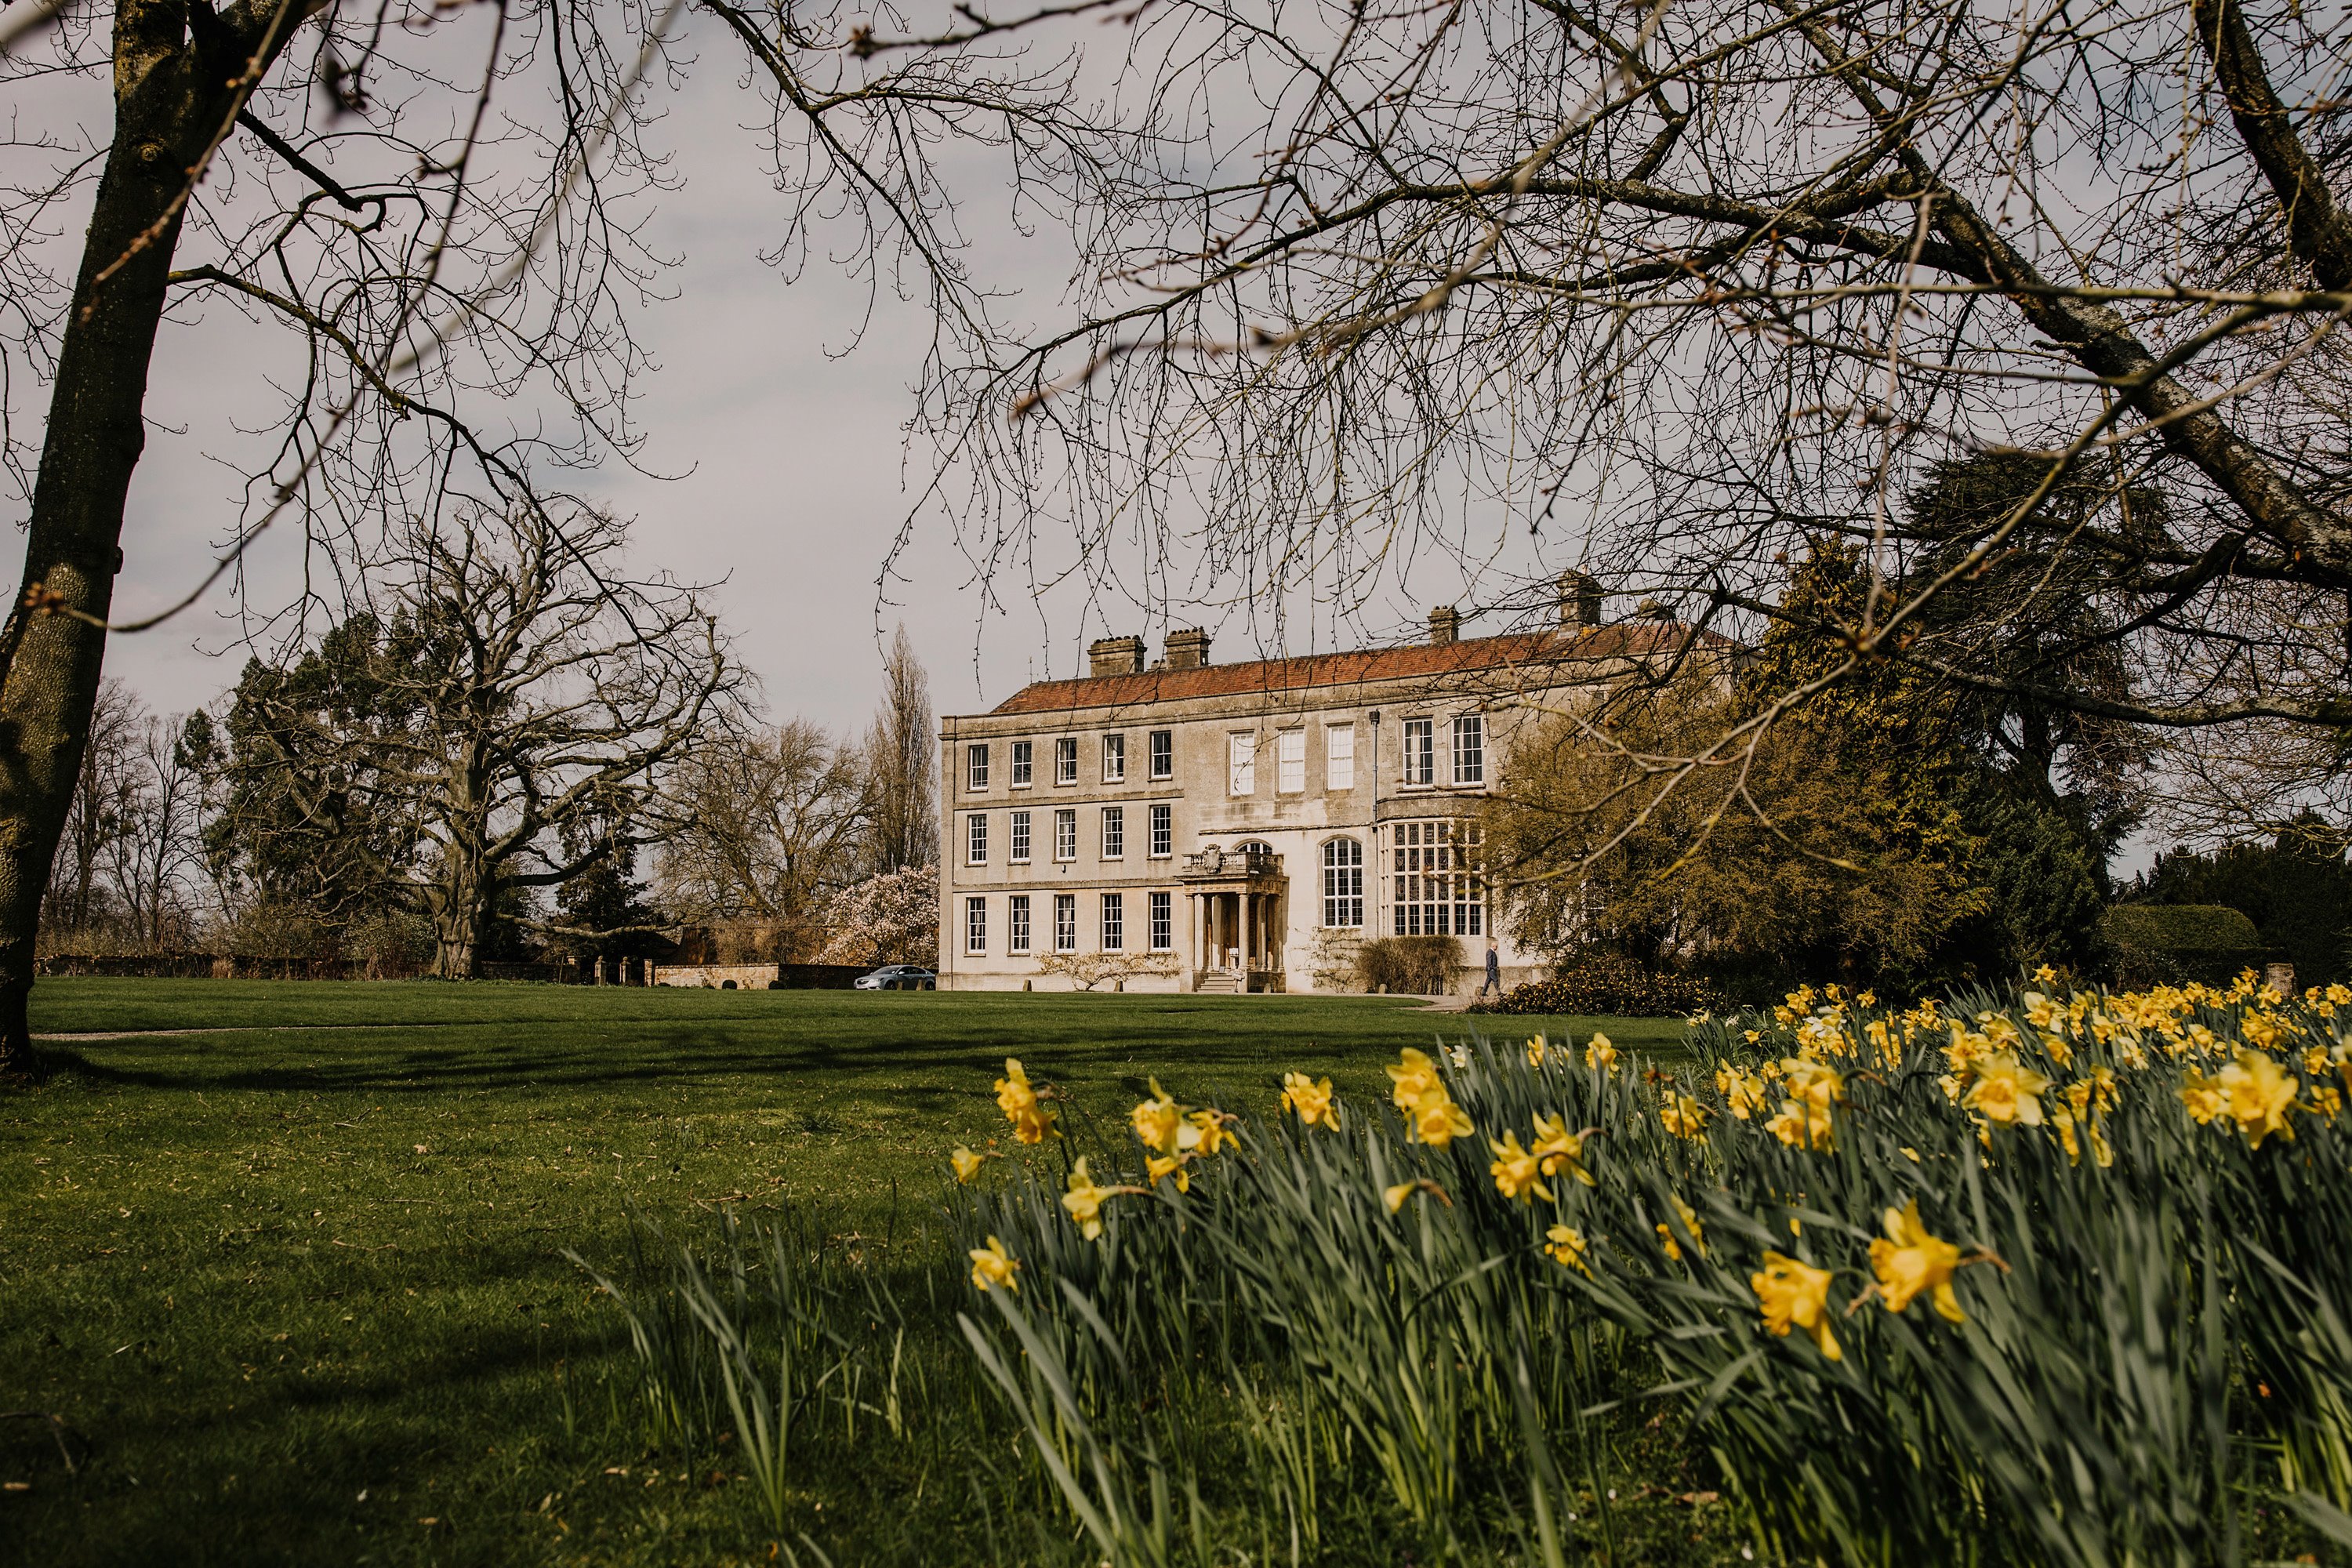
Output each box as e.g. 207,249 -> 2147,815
933,580 -> 1688,995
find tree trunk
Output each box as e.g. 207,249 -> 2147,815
430,850 -> 485,980
0,2 -> 257,1074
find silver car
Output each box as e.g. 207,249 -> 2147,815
853,964 -> 937,991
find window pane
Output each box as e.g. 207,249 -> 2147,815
1009,811 -> 1030,862
1102,734 -> 1126,782
1276,729 -> 1305,793
1101,892 -> 1123,951
1054,894 -> 1076,952
1388,818 -> 1484,941
967,743 -> 989,791
1054,737 -> 1078,786
1011,740 -> 1033,786
1102,806 -> 1124,858
1009,895 -> 1031,953
1227,733 -> 1257,794
1149,891 -> 1172,951
1149,803 -> 1172,857
1149,729 -> 1174,779
965,897 -> 986,955
1322,838 -> 1363,927
1325,724 -> 1354,791
1054,809 -> 1076,860
1453,714 -> 1484,786
966,814 -> 988,864
1403,719 -> 1434,786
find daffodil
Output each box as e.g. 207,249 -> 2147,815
1658,1091 -> 1710,1141
1406,1084 -> 1474,1148
1656,1194 -> 1704,1261
1766,1098 -> 1834,1151
1130,1079 -> 1196,1155
1383,1180 -> 1418,1214
997,1058 -> 1060,1143
1751,1250 -> 1840,1360
2216,1050 -> 2296,1149
1279,1072 -> 1338,1127
1867,1200 -> 1962,1322
1962,1054 -> 2050,1127
1586,1033 -> 1619,1071
950,1146 -> 985,1184
1530,1112 -> 1596,1185
1488,1132 -> 1555,1204
1062,1157 -> 1117,1240
968,1236 -> 1020,1292
1545,1224 -> 1591,1276
1187,1109 -> 1236,1156
1387,1047 -> 1442,1111
1526,1035 -> 1550,1067
1145,1153 -> 1191,1192
996,1058 -> 1039,1119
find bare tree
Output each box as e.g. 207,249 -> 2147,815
655,717 -> 870,959
0,0 -> 1116,1066
908,0 -> 2352,857
102,711 -> 209,948
42,677 -> 140,940
358,504 -> 740,978
860,624 -> 935,875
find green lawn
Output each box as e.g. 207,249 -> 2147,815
1,982 -> 1686,1566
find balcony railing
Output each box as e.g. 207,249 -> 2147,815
1180,846 -> 1283,879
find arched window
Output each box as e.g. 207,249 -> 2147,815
1236,839 -> 1275,855
1322,838 -> 1364,928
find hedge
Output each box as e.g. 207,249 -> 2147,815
2099,902 -> 2267,989
1467,950 -> 1715,1017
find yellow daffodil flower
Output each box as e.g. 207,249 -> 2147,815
1406,1084 -> 1474,1148
996,1058 -> 1039,1118
1530,1112 -> 1597,1185
1062,1157 -> 1116,1240
997,1058 -> 1060,1143
1387,1047 -> 1442,1111
1526,1036 -> 1549,1067
2034,964 -> 2058,984
1658,1091 -> 1710,1141
1868,1200 -> 1962,1322
950,1146 -> 985,1183
1766,1098 -> 1834,1151
1545,1224 -> 1591,1276
1962,1054 -> 2050,1127
2180,1068 -> 2227,1124
2216,1050 -> 2296,1149
1131,1079 -> 1196,1155
1657,1194 -> 1704,1261
1383,1181 -> 1417,1214
1187,1109 -> 1236,1156
1145,1153 -> 1191,1192
1586,1033 -> 1619,1071
968,1236 -> 1020,1293
1752,1250 -> 1840,1360
1280,1072 -> 1339,1127
1488,1131 -> 1555,1204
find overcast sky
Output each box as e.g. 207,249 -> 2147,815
57,15 -> 1526,739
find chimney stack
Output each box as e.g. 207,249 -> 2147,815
1087,635 -> 1145,677
1163,628 -> 1212,669
1556,571 -> 1604,628
1428,605 -> 1461,646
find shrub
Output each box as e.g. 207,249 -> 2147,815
2100,902 -> 2267,989
1469,949 -> 1713,1015
1354,934 -> 1461,994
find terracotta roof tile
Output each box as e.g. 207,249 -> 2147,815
985,622 -> 1709,717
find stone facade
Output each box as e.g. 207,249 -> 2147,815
935,596 -> 1690,996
